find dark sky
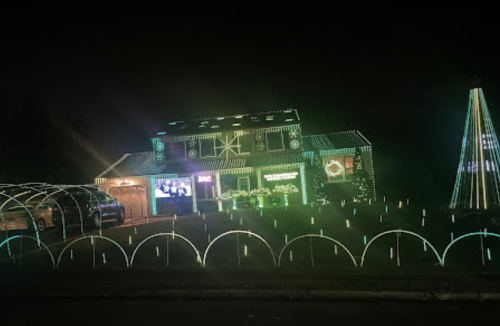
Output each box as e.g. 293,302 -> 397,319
2,24 -> 500,204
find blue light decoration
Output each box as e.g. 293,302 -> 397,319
450,88 -> 500,210
385,205 -> 388,213
363,235 -> 367,246
353,208 -> 356,216
488,248 -> 492,261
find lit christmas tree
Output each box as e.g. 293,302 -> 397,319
309,150 -> 328,204
352,147 -> 370,203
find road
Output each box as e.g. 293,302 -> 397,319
1,298 -> 496,325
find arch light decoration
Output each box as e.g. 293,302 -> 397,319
0,235 -> 55,269
130,232 -> 202,268
23,183 -> 85,236
0,192 -> 41,247
441,231 -> 500,266
203,230 -> 277,268
5,184 -> 68,242
278,234 -> 357,267
57,235 -> 130,269
360,229 -> 442,267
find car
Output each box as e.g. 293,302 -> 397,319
52,191 -> 125,228
0,201 -> 56,232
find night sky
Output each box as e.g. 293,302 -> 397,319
2,24 -> 500,204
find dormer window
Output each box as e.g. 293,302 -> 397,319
211,125 -> 220,129
266,116 -> 274,121
234,115 -> 244,119
232,123 -> 242,127
285,118 -> 294,122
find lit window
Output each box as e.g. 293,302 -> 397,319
285,118 -> 294,122
211,125 -> 220,129
235,115 -> 243,119
232,123 -> 241,127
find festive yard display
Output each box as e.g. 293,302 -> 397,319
250,187 -> 272,208
272,184 -> 299,206
450,86 -> 500,210
308,150 -> 328,205
352,147 -> 371,203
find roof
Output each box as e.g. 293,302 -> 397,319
97,152 -> 304,179
302,130 -> 372,152
155,109 -> 300,136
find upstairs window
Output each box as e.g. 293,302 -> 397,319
200,138 -> 216,158
170,142 -> 186,159
266,131 -> 284,151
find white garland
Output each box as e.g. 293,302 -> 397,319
272,184 -> 299,195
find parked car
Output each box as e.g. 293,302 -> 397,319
52,191 -> 125,228
0,201 -> 56,232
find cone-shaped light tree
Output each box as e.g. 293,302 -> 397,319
450,84 -> 500,210
352,147 -> 370,203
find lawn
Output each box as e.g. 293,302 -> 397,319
1,199 -> 499,276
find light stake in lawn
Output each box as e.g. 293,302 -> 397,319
485,228 -> 488,237
309,237 -> 314,267
452,214 -> 455,223
390,247 -> 393,260
290,250 -> 293,261
166,235 -> 169,267
363,235 -> 367,246
70,249 -> 73,260
334,245 -> 337,255
203,213 -> 205,220
320,229 -> 323,236
204,224 -> 207,231
285,234 -> 288,243
174,214 -> 177,220
311,217 -> 314,225
134,227 -> 137,235
422,218 -> 425,227
208,234 -> 211,243
231,213 -> 233,220
156,246 -> 159,257
274,219 -> 277,228
385,205 -> 388,213
172,230 -> 175,239
369,198 -> 372,206
244,245 -> 248,256
129,235 -> 132,245
102,253 -> 106,264
198,211 -> 200,216
319,206 -> 321,214
353,208 -> 356,216
480,232 -> 486,266
380,215 -> 383,223
423,209 -> 426,217
346,219 -> 350,228
488,248 -> 492,261
227,209 -> 229,214
396,231 -> 400,267
260,210 -> 262,216
399,201 -> 402,208
451,232 -> 454,241
423,241 -> 427,251
240,218 -> 243,225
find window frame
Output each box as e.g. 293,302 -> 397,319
266,130 -> 285,152
199,138 -> 217,158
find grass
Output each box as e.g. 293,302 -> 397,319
1,200 -> 500,276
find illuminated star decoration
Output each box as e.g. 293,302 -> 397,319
215,135 -> 240,159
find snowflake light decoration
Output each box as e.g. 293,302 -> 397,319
188,139 -> 197,147
289,130 -> 299,138
256,142 -> 265,151
215,135 -> 240,159
155,152 -> 165,161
